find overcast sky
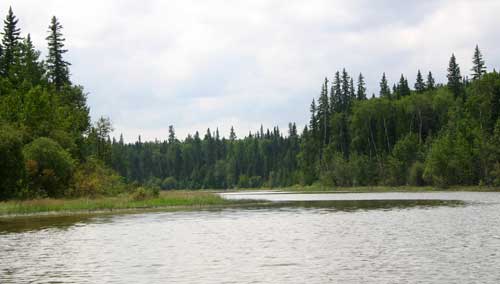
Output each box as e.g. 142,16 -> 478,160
2,0 -> 499,141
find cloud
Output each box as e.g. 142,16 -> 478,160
1,0 -> 499,141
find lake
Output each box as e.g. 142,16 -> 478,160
1,192 -> 500,283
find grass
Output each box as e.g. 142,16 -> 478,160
0,191 -> 256,216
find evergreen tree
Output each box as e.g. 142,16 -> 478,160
229,126 -> 237,141
317,78 -> 330,145
349,77 -> 355,101
330,71 -> 341,113
356,73 -> 367,100
426,71 -> 435,91
397,74 -> 410,98
168,125 -> 176,143
0,7 -> 21,77
46,16 -> 70,90
309,99 -> 318,139
341,68 -> 350,111
471,45 -> 486,80
415,70 -> 425,93
447,53 -> 463,99
17,34 -> 44,85
380,72 -> 391,99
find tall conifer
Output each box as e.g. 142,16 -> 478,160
0,7 -> 21,77
471,45 -> 486,80
46,16 -> 70,90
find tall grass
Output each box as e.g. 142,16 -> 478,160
0,191 -> 242,216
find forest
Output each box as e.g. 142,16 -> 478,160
0,7 -> 499,200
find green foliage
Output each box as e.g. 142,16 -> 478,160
130,186 -> 159,201
71,157 -> 126,197
161,177 -> 178,190
0,123 -> 25,200
23,137 -> 75,197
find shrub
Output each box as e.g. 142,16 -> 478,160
130,186 -> 159,201
161,176 -> 177,190
71,157 -> 126,197
23,137 -> 75,197
408,161 -> 425,186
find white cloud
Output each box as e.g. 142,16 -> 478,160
1,0 -> 498,142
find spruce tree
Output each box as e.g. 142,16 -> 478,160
379,72 -> 391,99
447,53 -> 463,99
309,99 -> 318,138
471,45 -> 486,80
0,7 -> 21,77
330,71 -> 341,113
341,68 -> 350,111
356,73 -> 367,100
229,126 -> 237,141
415,70 -> 425,93
17,34 -> 44,85
46,16 -> 70,90
397,74 -> 410,98
426,71 -> 435,91
317,78 -> 330,145
349,77 -> 355,101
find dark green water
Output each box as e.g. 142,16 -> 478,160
1,192 -> 499,283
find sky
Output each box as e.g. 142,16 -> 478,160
1,0 -> 499,142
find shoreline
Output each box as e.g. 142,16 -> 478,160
1,186 -> 499,218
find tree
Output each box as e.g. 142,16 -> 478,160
229,126 -> 237,141
397,74 -> 410,98
426,71 -> 435,91
317,77 -> 330,145
0,123 -> 25,200
0,7 -> 21,77
17,34 -> 44,85
46,16 -> 70,90
330,71 -> 341,113
356,73 -> 367,100
471,45 -> 486,81
447,54 -> 463,100
415,70 -> 425,93
380,72 -> 391,99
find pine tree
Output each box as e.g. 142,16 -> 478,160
17,34 -> 44,85
229,126 -> 237,141
46,16 -> 70,90
397,74 -> 410,98
380,72 -> 391,99
471,45 -> 486,80
415,70 -> 425,93
341,68 -> 350,111
447,53 -> 463,99
330,71 -> 341,113
356,73 -> 366,100
0,7 -> 21,77
426,71 -> 435,91
309,99 -> 318,139
317,78 -> 330,145
349,77 -> 355,101
168,125 -> 176,143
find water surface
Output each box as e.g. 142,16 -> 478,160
1,192 -> 500,283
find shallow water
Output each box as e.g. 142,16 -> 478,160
1,192 -> 500,283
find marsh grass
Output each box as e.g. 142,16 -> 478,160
0,191 -> 249,216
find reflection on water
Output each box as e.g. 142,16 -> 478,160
1,192 -> 500,283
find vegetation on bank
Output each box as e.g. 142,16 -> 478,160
0,191 -> 253,216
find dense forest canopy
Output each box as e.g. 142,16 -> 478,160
0,7 -> 499,200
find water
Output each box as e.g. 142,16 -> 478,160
1,192 -> 500,283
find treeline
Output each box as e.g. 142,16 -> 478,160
1,7 -> 499,200
0,8 -> 127,200
107,46 -> 500,189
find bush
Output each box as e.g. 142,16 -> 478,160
71,157 -> 126,197
408,161 -> 425,186
130,186 -> 159,201
0,124 -> 25,200
161,176 -> 177,190
237,175 -> 250,188
23,137 -> 75,197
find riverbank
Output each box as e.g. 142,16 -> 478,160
226,185 -> 500,193
0,191 -> 258,217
